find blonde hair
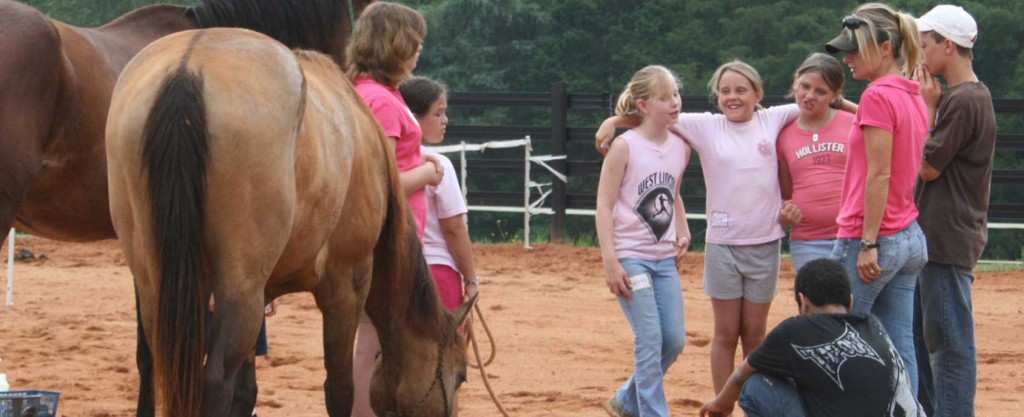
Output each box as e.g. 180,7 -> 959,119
615,65 -> 680,120
345,2 -> 427,87
707,60 -> 764,110
848,3 -> 921,78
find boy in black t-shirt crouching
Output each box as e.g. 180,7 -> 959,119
700,259 -> 925,417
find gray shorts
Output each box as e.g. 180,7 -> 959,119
703,240 -> 781,303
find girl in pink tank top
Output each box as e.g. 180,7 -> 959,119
596,65 -> 691,417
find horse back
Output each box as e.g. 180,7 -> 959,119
0,1 -> 66,240
108,28 -> 307,293
3,2 -> 194,242
265,51 -> 394,288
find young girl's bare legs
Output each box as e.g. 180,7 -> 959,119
710,297 -> 743,393
352,319 -> 380,417
740,299 -> 771,355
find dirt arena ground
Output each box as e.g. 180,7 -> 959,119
1,237 -> 1022,416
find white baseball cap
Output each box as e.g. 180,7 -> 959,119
916,5 -> 978,48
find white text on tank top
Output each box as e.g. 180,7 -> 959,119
614,130 -> 689,261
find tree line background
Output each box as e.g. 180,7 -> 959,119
21,0 -> 1024,260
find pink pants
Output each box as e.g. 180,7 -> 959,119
429,264 -> 463,312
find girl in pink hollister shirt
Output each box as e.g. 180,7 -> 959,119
598,60 -> 800,395
777,53 -> 855,272
596,65 -> 691,417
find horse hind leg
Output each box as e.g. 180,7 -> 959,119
313,259 -> 372,417
202,290 -> 266,416
229,358 -> 258,417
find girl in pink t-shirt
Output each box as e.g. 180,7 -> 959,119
824,2 -> 929,394
344,4 -> 442,416
776,53 -> 855,271
596,65 -> 690,417
598,60 -> 799,394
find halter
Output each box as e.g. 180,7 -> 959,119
382,322 -> 452,417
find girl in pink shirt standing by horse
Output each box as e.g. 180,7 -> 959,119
345,3 -> 443,416
596,65 -> 691,417
597,61 -> 801,396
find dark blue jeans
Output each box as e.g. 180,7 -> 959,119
914,262 -> 976,417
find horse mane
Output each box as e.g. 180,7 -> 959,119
407,236 -> 448,334
186,0 -> 346,51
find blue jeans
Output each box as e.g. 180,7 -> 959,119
613,258 -> 686,417
831,221 -> 927,395
738,374 -> 806,417
914,262 -> 976,417
790,239 -> 837,273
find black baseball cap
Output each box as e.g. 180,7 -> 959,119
825,15 -> 867,53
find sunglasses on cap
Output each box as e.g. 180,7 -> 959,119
842,15 -> 868,30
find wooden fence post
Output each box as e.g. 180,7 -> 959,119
550,82 -> 568,243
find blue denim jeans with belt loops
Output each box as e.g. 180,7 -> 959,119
831,221 -> 927,395
914,262 -> 977,417
612,258 -> 686,417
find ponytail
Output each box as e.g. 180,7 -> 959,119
894,11 -> 921,77
615,85 -> 640,119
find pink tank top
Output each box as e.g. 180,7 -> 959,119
613,130 -> 689,260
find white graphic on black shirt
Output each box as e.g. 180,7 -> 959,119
886,343 -> 925,416
791,323 -> 885,390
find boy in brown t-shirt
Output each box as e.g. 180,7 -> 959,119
911,5 -> 996,417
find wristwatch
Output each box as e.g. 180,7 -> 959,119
463,276 -> 481,286
860,240 -> 880,251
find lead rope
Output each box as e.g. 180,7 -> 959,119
467,302 -> 511,416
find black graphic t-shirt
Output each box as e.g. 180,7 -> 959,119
747,313 -> 924,416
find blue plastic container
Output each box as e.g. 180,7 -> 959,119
0,390 -> 60,417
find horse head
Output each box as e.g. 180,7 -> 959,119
371,293 -> 477,417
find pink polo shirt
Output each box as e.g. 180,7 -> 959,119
354,76 -> 427,237
836,75 -> 928,238
777,111 -> 854,240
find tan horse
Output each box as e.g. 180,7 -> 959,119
0,1 -> 372,415
106,28 -> 472,417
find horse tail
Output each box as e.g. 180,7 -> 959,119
141,67 -> 210,417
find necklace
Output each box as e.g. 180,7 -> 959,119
798,109 -> 836,143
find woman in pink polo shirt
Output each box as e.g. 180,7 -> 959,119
344,3 -> 442,416
776,53 -> 855,271
824,2 -> 929,394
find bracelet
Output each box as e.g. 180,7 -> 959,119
859,240 -> 880,251
463,276 -> 481,286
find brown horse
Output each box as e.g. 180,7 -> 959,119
0,0 -> 371,246
0,1 -> 371,414
106,28 -> 472,417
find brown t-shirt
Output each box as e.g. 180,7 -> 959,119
916,82 -> 996,268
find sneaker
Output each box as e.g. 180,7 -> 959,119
604,397 -> 634,417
